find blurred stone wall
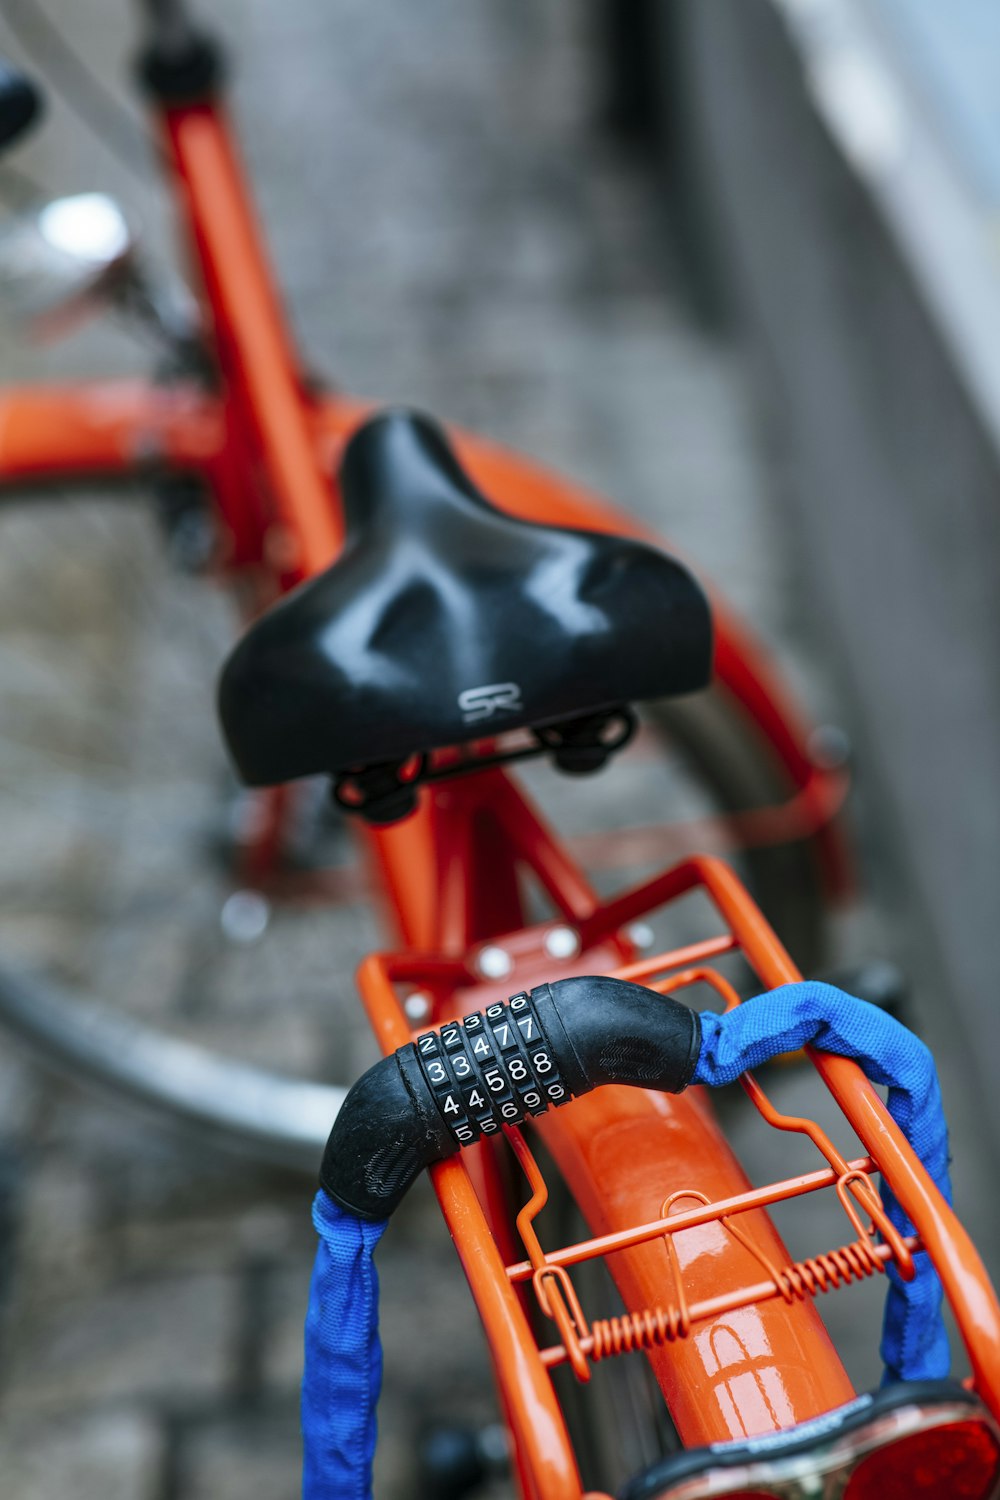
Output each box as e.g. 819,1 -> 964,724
665,0 -> 1000,1178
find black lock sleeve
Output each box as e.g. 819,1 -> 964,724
320,976 -> 701,1220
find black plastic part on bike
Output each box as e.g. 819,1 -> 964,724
0,59 -> 42,151
320,977 -> 701,1221
218,408 -> 713,798
136,23 -> 224,104
332,708 -> 637,826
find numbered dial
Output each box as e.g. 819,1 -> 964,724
415,993 -> 571,1147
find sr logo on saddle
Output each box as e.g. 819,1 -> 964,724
458,682 -> 524,724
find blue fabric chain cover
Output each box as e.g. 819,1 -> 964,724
693,981 -> 952,1385
302,1190 -> 387,1500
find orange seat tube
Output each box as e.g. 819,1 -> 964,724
159,100 -> 342,580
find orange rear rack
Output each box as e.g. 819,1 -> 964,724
357,854 -> 1000,1499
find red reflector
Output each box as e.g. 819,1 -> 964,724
844,1419 -> 1000,1500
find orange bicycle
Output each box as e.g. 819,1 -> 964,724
0,1 -> 847,1164
0,6 -> 997,1499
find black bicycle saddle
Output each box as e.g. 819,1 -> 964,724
0,60 -> 41,152
218,409 -> 712,814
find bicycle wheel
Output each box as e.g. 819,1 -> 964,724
649,691 -> 830,975
0,484 -> 832,1168
513,690 -> 830,974
0,486 -> 359,1164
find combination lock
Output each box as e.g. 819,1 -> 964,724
321,974 -> 702,1221
414,991 -> 570,1147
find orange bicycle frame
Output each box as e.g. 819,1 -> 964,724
2,65 -> 991,1500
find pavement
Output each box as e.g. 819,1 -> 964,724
0,2 -> 993,1497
